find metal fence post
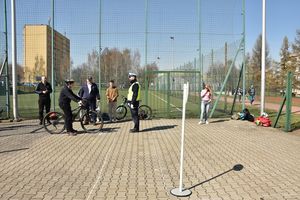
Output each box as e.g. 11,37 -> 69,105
285,71 -> 292,132
4,0 -> 10,118
167,72 -> 170,117
51,0 -> 55,111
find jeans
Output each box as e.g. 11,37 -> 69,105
200,100 -> 210,122
108,101 -> 117,121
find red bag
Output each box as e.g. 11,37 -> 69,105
255,116 -> 271,127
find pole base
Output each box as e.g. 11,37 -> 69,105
170,188 -> 192,197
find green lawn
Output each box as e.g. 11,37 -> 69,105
3,88 -> 300,131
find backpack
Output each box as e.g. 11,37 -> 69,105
101,112 -> 110,121
241,108 -> 254,122
255,116 -> 271,127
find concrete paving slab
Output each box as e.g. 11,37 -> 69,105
0,119 -> 299,200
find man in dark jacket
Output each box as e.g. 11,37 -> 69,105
78,76 -> 100,122
127,72 -> 141,133
59,79 -> 82,136
35,76 -> 52,125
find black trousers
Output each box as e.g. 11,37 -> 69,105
59,103 -> 73,132
39,98 -> 51,122
84,99 -> 97,122
130,102 -> 139,130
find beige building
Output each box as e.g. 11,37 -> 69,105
23,24 -> 70,84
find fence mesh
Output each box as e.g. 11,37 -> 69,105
0,1 -> 7,118
4,0 -> 244,119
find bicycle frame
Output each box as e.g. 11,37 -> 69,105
119,95 -> 128,107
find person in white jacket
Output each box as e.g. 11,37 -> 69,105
199,84 -> 212,124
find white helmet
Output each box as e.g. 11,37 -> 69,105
128,72 -> 137,78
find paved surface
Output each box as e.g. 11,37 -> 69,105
0,119 -> 299,200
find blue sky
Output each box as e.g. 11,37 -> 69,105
2,0 -> 300,70
246,0 -> 300,60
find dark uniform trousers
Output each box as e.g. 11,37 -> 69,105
39,98 -> 51,122
130,101 -> 139,130
86,99 -> 97,122
59,103 -> 73,132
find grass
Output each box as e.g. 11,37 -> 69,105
2,87 -> 300,131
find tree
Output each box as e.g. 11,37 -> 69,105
249,34 -> 271,90
292,29 -> 300,54
279,36 -> 291,88
291,30 -> 300,89
138,62 -> 159,88
8,63 -> 24,83
72,48 -> 141,88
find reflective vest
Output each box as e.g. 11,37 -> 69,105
127,82 -> 141,101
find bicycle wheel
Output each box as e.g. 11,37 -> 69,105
43,111 -> 65,134
81,111 -> 103,133
116,105 -> 127,120
138,105 -> 152,120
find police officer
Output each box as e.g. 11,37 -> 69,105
35,76 -> 52,125
59,79 -> 82,136
127,72 -> 141,133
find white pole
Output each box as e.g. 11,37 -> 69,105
170,36 -> 174,70
11,0 -> 18,121
179,82 -> 188,191
261,0 -> 266,115
170,82 -> 192,197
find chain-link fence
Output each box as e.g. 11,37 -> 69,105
3,0 -> 245,119
0,0 -> 9,119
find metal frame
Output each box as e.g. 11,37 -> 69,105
209,40 -> 244,118
145,70 -> 201,117
273,71 -> 292,132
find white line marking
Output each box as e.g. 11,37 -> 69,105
86,133 -> 116,200
151,93 -> 182,112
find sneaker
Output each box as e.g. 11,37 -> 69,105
205,121 -> 209,124
67,132 -> 77,136
130,129 -> 139,133
198,121 -> 204,124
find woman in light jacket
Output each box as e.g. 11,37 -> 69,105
199,84 -> 212,124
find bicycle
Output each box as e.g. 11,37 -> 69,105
115,95 -> 152,120
43,101 -> 103,134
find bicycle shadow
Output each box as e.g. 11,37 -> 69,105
184,164 -> 244,191
0,148 -> 29,154
141,125 -> 177,132
106,119 -> 132,124
101,127 -> 120,133
0,125 -> 45,137
0,124 -> 40,132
